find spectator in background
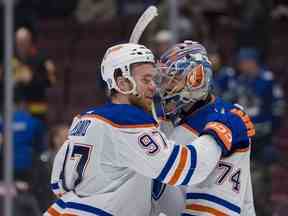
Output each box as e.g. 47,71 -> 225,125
41,123 -> 69,171
116,0 -> 158,16
13,27 -> 56,122
215,48 -> 285,160
208,46 -> 236,100
0,96 -> 46,215
0,97 -> 46,183
37,123 -> 69,211
214,48 -> 285,216
236,0 -> 272,59
155,0 -> 205,41
153,30 -> 172,58
74,0 -> 116,23
272,2 -> 288,20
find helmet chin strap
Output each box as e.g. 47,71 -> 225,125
151,100 -> 160,124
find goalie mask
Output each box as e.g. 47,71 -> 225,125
155,40 -> 213,122
101,43 -> 155,95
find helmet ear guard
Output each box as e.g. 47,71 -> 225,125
115,75 -> 138,95
110,67 -> 137,95
101,43 -> 155,96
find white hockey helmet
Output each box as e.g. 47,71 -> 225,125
101,43 -> 155,95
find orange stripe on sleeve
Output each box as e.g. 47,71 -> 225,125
47,207 -> 61,216
205,122 -> 232,150
62,214 -> 78,216
186,203 -> 229,216
168,146 -> 188,185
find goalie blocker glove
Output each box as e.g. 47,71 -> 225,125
200,108 -> 255,157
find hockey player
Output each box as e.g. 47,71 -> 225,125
152,40 -> 256,216
214,48 -> 285,160
44,43 -> 252,216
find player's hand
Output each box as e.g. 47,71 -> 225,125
200,108 -> 255,157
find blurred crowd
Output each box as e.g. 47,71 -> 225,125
0,0 -> 287,215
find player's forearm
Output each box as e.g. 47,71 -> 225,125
153,135 -> 220,186
187,135 -> 221,184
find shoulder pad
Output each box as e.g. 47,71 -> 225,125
80,103 -> 158,128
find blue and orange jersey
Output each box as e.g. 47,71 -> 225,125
152,97 -> 256,216
48,102 -> 225,216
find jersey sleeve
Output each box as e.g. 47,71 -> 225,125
116,127 -> 221,186
50,140 -> 70,197
186,135 -> 221,184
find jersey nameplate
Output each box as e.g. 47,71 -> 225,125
70,120 -> 91,136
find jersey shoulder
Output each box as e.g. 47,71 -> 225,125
209,98 -> 255,153
80,103 -> 158,128
210,97 -> 255,138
